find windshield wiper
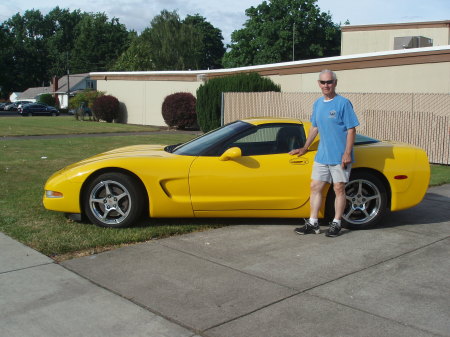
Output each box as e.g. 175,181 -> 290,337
164,143 -> 182,153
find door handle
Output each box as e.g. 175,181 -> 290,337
289,158 -> 309,165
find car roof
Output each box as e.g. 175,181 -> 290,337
241,117 -> 305,126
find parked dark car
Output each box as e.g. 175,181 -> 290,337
5,100 -> 33,111
0,102 -> 7,111
18,103 -> 60,116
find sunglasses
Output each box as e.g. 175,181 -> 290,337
319,80 -> 335,85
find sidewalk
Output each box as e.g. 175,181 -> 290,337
1,185 -> 449,337
0,232 -> 198,337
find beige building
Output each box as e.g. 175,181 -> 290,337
341,20 -> 450,55
90,20 -> 450,127
92,45 -> 450,126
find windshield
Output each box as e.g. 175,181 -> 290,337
170,121 -> 254,156
355,134 -> 379,145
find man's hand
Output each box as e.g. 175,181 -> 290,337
289,147 -> 308,156
341,152 -> 352,169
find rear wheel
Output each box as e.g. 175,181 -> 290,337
326,171 -> 388,229
83,172 -> 145,228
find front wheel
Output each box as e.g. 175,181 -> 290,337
326,171 -> 388,229
83,172 -> 145,228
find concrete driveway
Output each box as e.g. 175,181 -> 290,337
1,185 -> 449,337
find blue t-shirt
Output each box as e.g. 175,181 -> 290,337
311,95 -> 359,165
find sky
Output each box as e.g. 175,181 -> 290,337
1,0 -> 449,45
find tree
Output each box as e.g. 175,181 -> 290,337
38,93 -> 57,107
112,11 -> 225,71
70,13 -> 131,73
0,24 -> 15,99
141,10 -> 203,70
69,89 -> 104,120
2,10 -> 51,92
223,0 -> 341,68
44,7 -> 84,77
183,14 -> 225,69
0,8 -> 131,97
196,73 -> 281,132
112,30 -> 154,71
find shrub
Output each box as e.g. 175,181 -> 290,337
69,90 -> 104,120
38,93 -> 56,107
162,92 -> 197,129
93,95 -> 120,123
196,72 -> 281,132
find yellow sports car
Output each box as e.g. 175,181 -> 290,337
43,118 -> 430,229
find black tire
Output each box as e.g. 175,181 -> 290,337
83,172 -> 145,228
326,171 -> 388,230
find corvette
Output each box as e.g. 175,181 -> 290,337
43,118 -> 430,228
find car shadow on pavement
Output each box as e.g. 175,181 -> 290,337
373,192 -> 450,230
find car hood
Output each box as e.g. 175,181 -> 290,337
61,144 -> 174,171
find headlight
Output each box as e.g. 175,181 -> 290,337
45,190 -> 63,198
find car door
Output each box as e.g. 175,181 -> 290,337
31,104 -> 42,114
37,104 -> 47,114
189,123 -> 314,211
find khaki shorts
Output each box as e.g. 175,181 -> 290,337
312,161 -> 352,183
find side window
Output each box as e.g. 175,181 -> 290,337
222,124 -> 306,156
86,80 -> 96,90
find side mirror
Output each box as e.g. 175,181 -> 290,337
219,147 -> 242,161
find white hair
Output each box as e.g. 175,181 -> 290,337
319,69 -> 337,81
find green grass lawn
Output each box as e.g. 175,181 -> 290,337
0,116 -> 448,260
0,115 -> 161,136
0,134 -> 226,260
430,164 -> 450,186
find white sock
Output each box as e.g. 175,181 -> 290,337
309,218 -> 319,226
333,219 -> 341,226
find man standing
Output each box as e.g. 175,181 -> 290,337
289,70 -> 359,237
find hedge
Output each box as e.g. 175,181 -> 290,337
196,72 -> 281,132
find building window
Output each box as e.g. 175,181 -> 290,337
394,36 -> 433,50
86,80 -> 96,90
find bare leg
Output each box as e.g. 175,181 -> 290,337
333,182 -> 346,220
310,179 -> 328,219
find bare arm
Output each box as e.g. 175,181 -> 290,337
341,127 -> 356,168
289,126 -> 318,156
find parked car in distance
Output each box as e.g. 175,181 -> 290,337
18,103 -> 59,116
4,100 -> 33,111
77,102 -> 93,117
